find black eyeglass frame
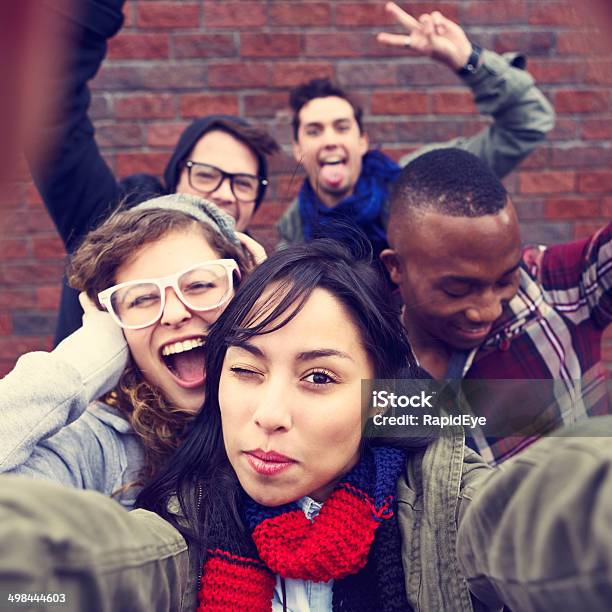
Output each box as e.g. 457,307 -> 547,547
184,160 -> 267,203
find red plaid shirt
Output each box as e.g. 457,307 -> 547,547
462,223 -> 611,464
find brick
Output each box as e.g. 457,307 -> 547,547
366,119 -> 461,143
518,171 -> 575,194
431,91 -> 477,115
24,183 -> 43,207
142,64 -> 208,90
573,221 -> 609,239
244,93 -> 287,118
304,32 -> 406,58
0,314 -> 12,335
335,2 -> 459,25
519,221 -> 572,245
494,31 -> 555,56
116,152 -> 168,177
548,118 -> 578,141
91,65 -> 149,91
269,62 -> 334,88
172,33 -> 236,59
97,123 -> 143,148
241,33 -> 300,58
0,182 -> 23,208
179,93 -> 239,117
146,122 -> 188,147
461,1 -> 526,24
602,197 -> 612,218
90,94 -> 112,120
136,2 -> 199,29
550,145 -> 612,168
204,2 -> 266,28
545,198 -> 601,218
0,337 -> 53,360
122,0 -> 135,28
250,200 -> 287,225
337,62 -> 397,87
108,33 -> 169,59
578,171 -> 612,193
528,59 -> 582,84
334,3 -> 395,26
32,235 -> 66,259
208,63 -> 269,89
36,286 -> 61,310
115,94 -> 175,119
0,239 -> 28,260
510,199 -> 545,220
0,210 -> 56,235
269,3 -> 331,26
518,147 -> 549,170
585,60 -> 612,86
554,90 -> 608,114
0,262 -> 64,286
397,61 -> 461,87
581,118 -> 612,140
12,313 -> 57,336
274,174 -> 303,201
555,31 -> 608,55
0,290 -> 36,310
528,3 -> 585,27
371,92 -> 428,115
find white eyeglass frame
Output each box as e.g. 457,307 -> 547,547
97,259 -> 240,330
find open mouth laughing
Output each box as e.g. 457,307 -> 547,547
160,335 -> 207,388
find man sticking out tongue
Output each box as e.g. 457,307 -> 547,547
277,2 -> 554,259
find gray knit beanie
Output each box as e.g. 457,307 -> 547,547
132,193 -> 241,247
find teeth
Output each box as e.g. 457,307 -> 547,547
321,156 -> 344,165
162,337 -> 205,357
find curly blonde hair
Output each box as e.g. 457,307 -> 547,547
68,201 -> 254,487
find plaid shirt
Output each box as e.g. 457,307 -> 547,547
460,222 -> 612,465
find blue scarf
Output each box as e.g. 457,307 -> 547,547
298,151 -> 401,256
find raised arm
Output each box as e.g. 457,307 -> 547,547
0,309 -> 128,487
378,2 -> 555,179
28,0 -> 126,252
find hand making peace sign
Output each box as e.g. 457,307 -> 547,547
377,2 -> 474,71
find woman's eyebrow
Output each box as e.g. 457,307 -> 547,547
296,349 -> 353,362
229,341 -> 264,358
228,343 -> 354,363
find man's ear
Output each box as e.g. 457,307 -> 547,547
359,130 -> 369,156
379,248 -> 402,285
292,139 -> 303,164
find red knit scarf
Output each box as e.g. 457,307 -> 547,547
197,447 -> 410,611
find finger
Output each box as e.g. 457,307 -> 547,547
431,11 -> 447,35
384,1 -> 420,32
79,291 -> 99,313
235,231 -> 267,265
377,32 -> 413,48
419,13 -> 434,39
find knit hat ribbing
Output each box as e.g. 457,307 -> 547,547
132,193 -> 241,248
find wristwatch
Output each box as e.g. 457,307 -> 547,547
457,44 -> 482,76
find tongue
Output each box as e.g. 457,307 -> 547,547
171,347 -> 205,383
319,163 -> 346,187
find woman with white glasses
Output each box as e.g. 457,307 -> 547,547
0,194 -> 257,507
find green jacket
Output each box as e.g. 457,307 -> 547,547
277,49 -> 555,246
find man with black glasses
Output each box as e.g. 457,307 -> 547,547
29,0 -> 278,343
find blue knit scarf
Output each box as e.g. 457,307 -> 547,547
297,150 -> 401,255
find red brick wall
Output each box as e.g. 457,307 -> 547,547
1,0 -> 611,375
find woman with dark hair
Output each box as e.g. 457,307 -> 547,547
137,239 -> 493,611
